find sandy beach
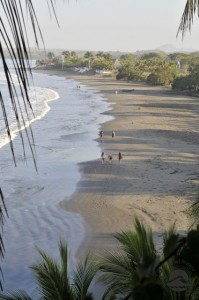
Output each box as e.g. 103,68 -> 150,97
36,69 -> 198,254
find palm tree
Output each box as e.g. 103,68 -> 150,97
84,52 -> 94,69
96,51 -> 104,58
0,241 -> 98,300
98,219 -> 189,300
47,52 -> 55,60
62,51 -> 71,59
84,51 -> 93,59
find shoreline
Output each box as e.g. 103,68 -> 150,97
34,69 -> 198,254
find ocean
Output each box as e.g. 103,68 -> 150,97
0,63 -> 112,296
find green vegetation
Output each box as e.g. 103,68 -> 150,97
36,49 -> 199,93
36,50 -> 115,71
116,51 -> 199,92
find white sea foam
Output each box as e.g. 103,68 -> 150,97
0,85 -> 59,149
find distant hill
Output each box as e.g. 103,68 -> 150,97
155,44 -> 199,53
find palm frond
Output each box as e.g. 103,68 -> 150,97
114,218 -> 157,264
186,277 -> 199,300
31,242 -> 72,300
1,1 -> 39,167
159,262 -> 177,300
58,240 -> 68,285
162,223 -> 180,259
0,0 -> 62,290
102,281 -> 131,300
177,0 -> 199,37
99,251 -> 134,298
190,196 -> 199,224
0,290 -> 32,300
0,188 -> 8,291
72,253 -> 99,300
99,219 -> 161,299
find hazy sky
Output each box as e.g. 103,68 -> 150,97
30,0 -> 199,52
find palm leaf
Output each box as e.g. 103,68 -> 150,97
0,290 -> 32,300
99,251 -> 134,298
177,0 -> 199,37
186,277 -> 199,300
162,223 -> 180,259
114,218 -> 157,265
0,0 -> 64,290
99,219 -> 160,299
0,188 -> 8,291
31,241 -> 73,299
72,253 -> 98,300
190,195 -> 199,224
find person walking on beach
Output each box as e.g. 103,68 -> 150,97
101,152 -> 105,164
99,130 -> 103,140
112,130 -> 115,138
108,152 -> 113,164
118,151 -> 123,164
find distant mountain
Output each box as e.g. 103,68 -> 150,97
156,44 -> 198,53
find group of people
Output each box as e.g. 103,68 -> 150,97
99,130 -> 123,164
99,130 -> 115,139
101,151 -> 123,164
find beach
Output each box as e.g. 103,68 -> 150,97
39,70 -> 198,254
1,67 -> 199,296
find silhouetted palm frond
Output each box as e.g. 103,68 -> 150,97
99,251 -> 134,298
186,278 -> 199,300
114,218 -> 157,264
31,240 -> 73,299
0,188 -> 8,291
162,223 -> 180,259
72,253 -> 98,300
0,0 -> 62,290
178,0 -> 199,37
0,290 -> 32,300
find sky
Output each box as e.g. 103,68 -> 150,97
29,0 -> 199,52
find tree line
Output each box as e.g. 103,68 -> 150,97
117,51 -> 199,92
36,50 -> 115,72
37,50 -> 199,93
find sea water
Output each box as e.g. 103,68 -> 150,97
0,63 -> 112,296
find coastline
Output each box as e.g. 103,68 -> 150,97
34,69 -> 198,254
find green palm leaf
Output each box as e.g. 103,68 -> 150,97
31,241 -> 73,300
99,219 -> 158,299
114,218 -> 157,264
162,223 -> 180,259
99,251 -> 134,298
72,253 -> 98,300
0,290 -> 32,300
186,278 -> 199,300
